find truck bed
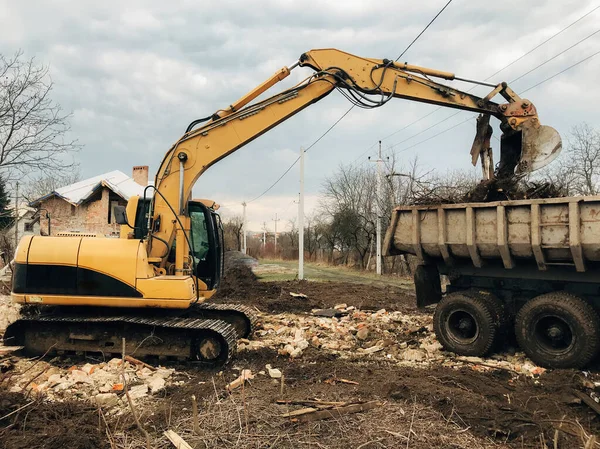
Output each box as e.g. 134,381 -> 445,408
383,195 -> 600,273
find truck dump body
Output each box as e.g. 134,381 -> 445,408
384,195 -> 600,273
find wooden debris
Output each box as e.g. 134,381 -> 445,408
164,430 -> 193,449
276,399 -> 348,407
337,378 -> 359,385
125,355 -> 156,371
225,369 -> 254,392
282,401 -> 381,423
573,390 -> 600,416
289,292 -> 308,299
0,345 -> 23,356
281,407 -> 319,418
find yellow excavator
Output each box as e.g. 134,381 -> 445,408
4,49 -> 562,365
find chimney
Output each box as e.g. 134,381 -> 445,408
132,165 -> 149,187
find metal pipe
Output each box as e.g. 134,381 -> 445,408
179,159 -> 185,215
454,76 -> 497,88
288,60 -> 300,71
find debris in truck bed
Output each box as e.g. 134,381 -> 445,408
411,175 -> 566,205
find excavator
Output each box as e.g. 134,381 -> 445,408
4,49 -> 562,366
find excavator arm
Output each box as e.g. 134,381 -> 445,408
147,48 -> 562,273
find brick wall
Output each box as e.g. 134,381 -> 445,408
132,166 -> 149,187
38,187 -> 128,237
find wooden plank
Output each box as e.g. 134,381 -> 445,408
573,390 -> 600,416
531,204 -> 546,270
466,207 -> 482,268
383,208 -> 401,256
497,205 -> 514,269
437,208 -> 452,264
276,400 -> 348,407
569,202 -> 586,272
412,209 -> 424,261
287,401 -> 381,423
281,407 -> 319,418
164,430 -> 193,449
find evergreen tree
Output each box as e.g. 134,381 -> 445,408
0,176 -> 13,230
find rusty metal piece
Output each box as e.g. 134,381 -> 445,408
470,114 -> 493,168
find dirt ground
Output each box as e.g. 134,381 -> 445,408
1,262 -> 600,448
214,264 -> 418,315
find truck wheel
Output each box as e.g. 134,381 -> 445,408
433,291 -> 504,356
514,292 -> 600,369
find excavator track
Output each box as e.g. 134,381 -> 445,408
4,315 -> 237,367
187,303 -> 259,338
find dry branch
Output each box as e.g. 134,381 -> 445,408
164,429 -> 194,449
283,401 -> 381,423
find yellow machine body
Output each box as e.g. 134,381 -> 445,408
12,235 -> 213,308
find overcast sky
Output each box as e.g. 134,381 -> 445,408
2,0 -> 599,231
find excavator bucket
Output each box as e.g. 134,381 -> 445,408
516,119 -> 562,173
498,119 -> 562,177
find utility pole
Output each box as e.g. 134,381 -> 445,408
272,213 -> 280,253
298,147 -> 305,280
242,201 -> 247,254
369,142 -> 383,275
262,221 -> 267,248
14,182 -> 18,253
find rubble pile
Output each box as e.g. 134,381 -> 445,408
4,357 -> 177,412
0,295 -> 20,331
241,303 -> 547,377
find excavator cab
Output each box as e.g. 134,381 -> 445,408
188,200 -> 224,290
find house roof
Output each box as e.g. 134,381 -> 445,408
29,170 -> 147,207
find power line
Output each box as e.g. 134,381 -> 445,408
246,106 -> 354,203
510,28 -> 600,84
246,1 -> 455,203
376,4 -> 600,148
485,4 -> 600,81
521,48 -> 600,93
387,50 -> 600,156
395,0 -> 454,61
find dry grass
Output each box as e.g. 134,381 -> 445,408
107,378 -> 506,449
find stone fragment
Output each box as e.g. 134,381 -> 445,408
146,375 -> 166,394
47,374 -> 63,387
95,393 -> 119,407
266,364 -> 282,379
356,327 -> 369,341
70,370 -> 92,384
81,363 -> 96,375
402,349 -> 425,362
129,384 -> 149,400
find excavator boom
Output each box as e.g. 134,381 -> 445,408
150,49 -> 561,272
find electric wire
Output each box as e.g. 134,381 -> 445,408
245,0 -> 455,203
510,28 -> 600,83
387,49 -> 600,156
395,0 -> 454,61
373,4 -> 600,154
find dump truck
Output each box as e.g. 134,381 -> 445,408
384,196 -> 600,369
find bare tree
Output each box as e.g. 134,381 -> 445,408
564,124 -> 600,196
222,215 -> 244,251
0,51 -> 79,182
22,169 -> 81,203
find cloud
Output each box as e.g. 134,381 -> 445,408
1,0 -> 599,226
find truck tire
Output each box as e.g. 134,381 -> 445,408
433,290 -> 505,356
514,292 -> 600,369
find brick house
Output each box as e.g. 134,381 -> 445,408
30,166 -> 149,237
